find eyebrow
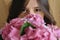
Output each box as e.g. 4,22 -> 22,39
35,7 -> 40,8
25,7 -> 41,10
34,7 -> 41,9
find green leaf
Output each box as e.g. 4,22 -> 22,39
20,22 -> 35,35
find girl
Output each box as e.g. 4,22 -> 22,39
7,0 -> 56,25
1,0 -> 60,40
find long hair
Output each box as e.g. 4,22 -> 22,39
7,0 -> 56,25
7,0 -> 26,23
37,0 -> 56,25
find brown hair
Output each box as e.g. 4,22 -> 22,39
37,0 -> 56,25
7,0 -> 56,25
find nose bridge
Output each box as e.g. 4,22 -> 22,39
29,8 -> 35,14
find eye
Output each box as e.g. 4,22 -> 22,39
26,9 -> 29,12
22,8 -> 27,13
22,8 -> 29,14
22,8 -> 26,12
34,8 -> 41,12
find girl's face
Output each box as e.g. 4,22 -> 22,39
18,0 -> 44,18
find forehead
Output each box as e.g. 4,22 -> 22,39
26,0 -> 39,8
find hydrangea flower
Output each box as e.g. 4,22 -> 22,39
2,14 -> 60,40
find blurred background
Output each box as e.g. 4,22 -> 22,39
0,0 -> 60,29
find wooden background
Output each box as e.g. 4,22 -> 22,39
0,0 -> 60,29
49,0 -> 60,27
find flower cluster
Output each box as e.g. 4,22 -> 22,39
2,14 -> 60,40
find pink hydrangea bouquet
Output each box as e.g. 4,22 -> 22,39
2,14 -> 60,40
